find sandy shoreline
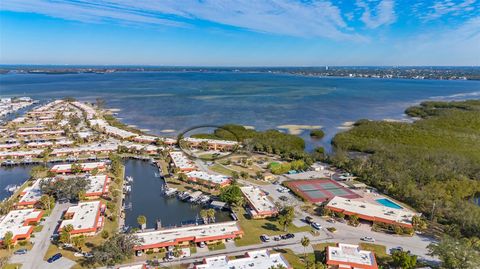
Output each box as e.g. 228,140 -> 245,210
276,124 -> 322,135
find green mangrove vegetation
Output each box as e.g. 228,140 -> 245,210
331,100 -> 480,237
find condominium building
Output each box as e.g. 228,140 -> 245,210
0,209 -> 43,245
134,221 -> 243,252
240,186 -> 278,219
59,200 -> 105,236
326,243 -> 378,269
195,249 -> 291,269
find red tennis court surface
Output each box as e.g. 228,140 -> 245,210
285,179 -> 360,203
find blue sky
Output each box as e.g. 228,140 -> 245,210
0,0 -> 479,66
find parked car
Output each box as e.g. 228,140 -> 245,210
311,222 -> 322,230
326,218 -> 336,223
260,234 -> 271,242
285,233 -> 295,239
84,252 -> 94,258
390,247 -> 404,254
273,236 -> 281,241
305,216 -> 314,224
14,249 -> 27,255
47,253 -> 62,263
361,236 -> 375,242
198,241 -> 206,248
279,196 -> 289,201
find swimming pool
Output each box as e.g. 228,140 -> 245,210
376,198 -> 403,209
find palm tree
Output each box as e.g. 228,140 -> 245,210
61,224 -> 74,244
301,236 -> 310,262
3,231 -> 13,251
137,215 -> 147,230
206,209 -> 216,223
40,194 -> 51,211
200,209 -> 208,223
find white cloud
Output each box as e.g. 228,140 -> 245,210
423,0 -> 478,21
0,0 -> 366,41
357,0 -> 397,28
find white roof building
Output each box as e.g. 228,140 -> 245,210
135,221 -> 243,250
50,162 -> 106,173
326,243 -> 378,269
0,209 -> 43,243
185,171 -> 231,186
169,151 -> 196,171
17,178 -> 45,207
195,249 -> 291,269
183,137 -> 238,147
59,200 -> 104,235
325,196 -> 418,227
85,174 -> 110,197
240,186 -> 278,218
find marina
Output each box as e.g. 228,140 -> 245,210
123,159 -> 231,229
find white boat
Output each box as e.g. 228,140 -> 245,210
164,187 -> 178,197
5,184 -> 19,193
126,176 -> 133,183
154,172 -> 160,178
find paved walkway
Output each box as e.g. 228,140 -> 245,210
10,202 -> 76,269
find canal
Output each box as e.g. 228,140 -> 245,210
0,165 -> 34,200
123,159 -> 231,229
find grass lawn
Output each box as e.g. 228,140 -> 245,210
312,242 -> 336,252
272,249 -> 316,269
210,164 -> 234,176
33,225 -> 44,233
208,242 -> 226,251
3,264 -> 22,269
359,243 -> 388,258
235,208 -> 312,247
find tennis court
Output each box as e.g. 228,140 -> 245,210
286,179 -> 360,203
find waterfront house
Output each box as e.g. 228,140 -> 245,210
16,178 -> 45,209
134,221 -> 243,252
50,162 -> 106,174
169,151 -> 197,172
185,171 -> 231,188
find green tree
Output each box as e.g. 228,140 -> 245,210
72,235 -> 85,250
219,185 -> 244,209
391,250 -> 417,269
301,236 -> 310,262
428,236 -> 480,269
207,209 -> 216,223
348,214 -> 359,226
3,231 -> 14,251
200,209 -> 208,223
60,224 -> 74,244
90,233 -> 143,266
39,194 -> 52,211
137,215 -> 147,230
278,206 -> 295,232
30,165 -> 46,179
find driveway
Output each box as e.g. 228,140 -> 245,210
10,202 -> 76,269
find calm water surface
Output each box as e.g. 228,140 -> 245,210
2,72 -> 480,151
123,159 -> 230,228
0,165 -> 33,200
